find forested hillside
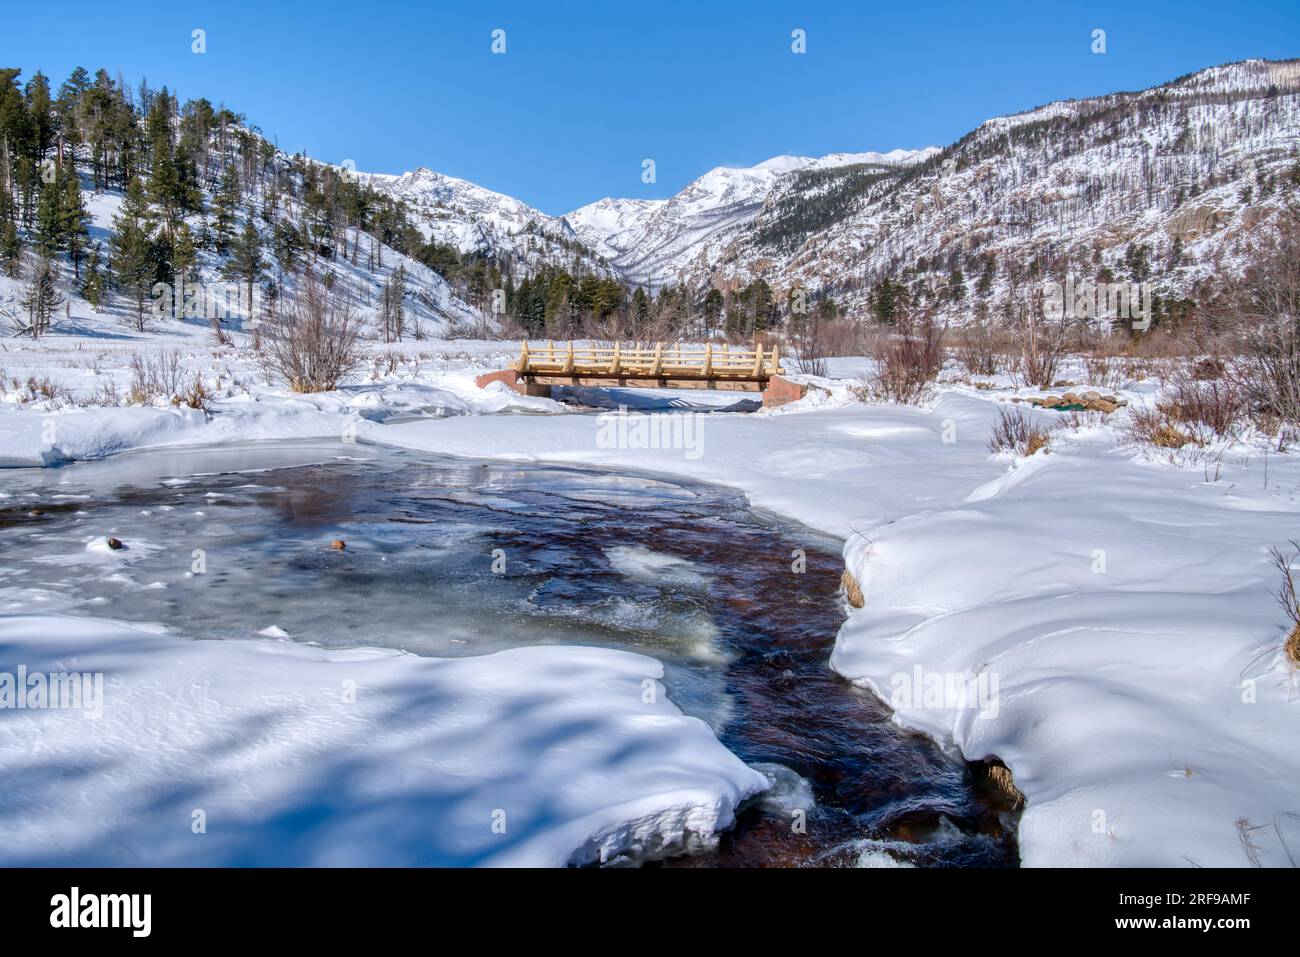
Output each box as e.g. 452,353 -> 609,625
0,65 -> 649,342
712,58 -> 1300,332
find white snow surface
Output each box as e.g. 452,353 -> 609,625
0,614 -> 765,866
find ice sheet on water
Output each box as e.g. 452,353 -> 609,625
604,545 -> 709,588
748,762 -> 817,816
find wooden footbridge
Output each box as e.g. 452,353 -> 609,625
475,341 -> 808,408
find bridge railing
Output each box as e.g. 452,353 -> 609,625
514,341 -> 784,379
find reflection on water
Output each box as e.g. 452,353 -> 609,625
0,441 -> 1018,867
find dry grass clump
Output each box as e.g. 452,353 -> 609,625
1125,406 -> 1198,449
1269,542 -> 1300,668
840,569 -> 865,609
182,376 -> 213,411
988,406 -> 1055,457
974,758 -> 1026,811
19,375 -> 73,404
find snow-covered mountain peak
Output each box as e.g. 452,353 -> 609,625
560,147 -> 939,287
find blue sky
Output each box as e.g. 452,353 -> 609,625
2,0 -> 1297,214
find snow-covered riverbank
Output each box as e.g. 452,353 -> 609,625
0,614 -> 764,866
3,336 -> 1298,867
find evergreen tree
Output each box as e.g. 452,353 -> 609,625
272,218 -> 303,275
24,72 -> 54,160
747,278 -> 775,333
81,241 -> 105,311
947,266 -> 967,302
59,168 -> 90,278
632,286 -> 650,329
34,178 -> 64,257
222,212 -> 265,326
381,263 -> 407,342
702,287 -> 724,336
975,257 -> 996,297
870,276 -> 907,324
147,129 -> 184,241
109,175 -> 161,331
212,165 -> 240,254
171,222 -> 196,313
1,216 -> 21,278
1124,243 -> 1152,283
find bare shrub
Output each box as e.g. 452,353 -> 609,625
1191,357 -> 1226,381
819,318 -> 870,358
954,308 -> 1004,376
92,379 -> 121,406
988,406 -> 1054,456
19,375 -> 72,405
1161,370 -> 1246,436
1268,541 -> 1300,667
1084,354 -> 1140,391
261,272 -> 364,393
128,349 -> 185,403
1014,296 -> 1069,389
1212,208 -> 1300,427
788,305 -> 829,377
1127,323 -> 1202,360
865,311 -> 945,404
372,352 -> 403,378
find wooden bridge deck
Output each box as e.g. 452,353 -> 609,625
475,341 -> 807,407
516,341 -> 783,386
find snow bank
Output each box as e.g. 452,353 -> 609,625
0,373 -> 563,469
0,614 -> 766,866
0,406 -> 207,467
832,436 -> 1300,867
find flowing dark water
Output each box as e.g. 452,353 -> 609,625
0,441 -> 1018,867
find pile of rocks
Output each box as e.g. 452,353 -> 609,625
1019,390 -> 1126,414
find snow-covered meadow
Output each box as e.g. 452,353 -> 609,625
1,325 -> 1297,868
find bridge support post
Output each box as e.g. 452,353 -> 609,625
761,375 -> 807,409
473,368 -> 552,399
474,368 -> 522,392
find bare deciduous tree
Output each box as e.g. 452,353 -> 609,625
1215,208 -> 1300,428
1013,289 -> 1069,389
260,270 -> 364,393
